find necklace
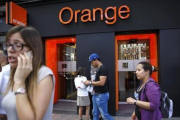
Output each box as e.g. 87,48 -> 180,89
137,79 -> 149,92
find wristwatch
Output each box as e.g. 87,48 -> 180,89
14,88 -> 26,95
89,81 -> 92,85
134,100 -> 137,105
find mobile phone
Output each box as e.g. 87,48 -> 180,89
27,51 -> 33,57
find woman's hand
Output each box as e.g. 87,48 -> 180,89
126,97 -> 135,104
14,52 -> 33,85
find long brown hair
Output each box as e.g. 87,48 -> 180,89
5,26 -> 44,116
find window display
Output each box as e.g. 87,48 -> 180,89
118,41 -> 149,60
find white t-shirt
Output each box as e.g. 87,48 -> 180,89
74,76 -> 88,96
2,66 -> 55,120
0,64 -> 10,114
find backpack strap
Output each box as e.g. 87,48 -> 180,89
144,79 -> 156,101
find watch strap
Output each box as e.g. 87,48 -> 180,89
14,88 -> 26,95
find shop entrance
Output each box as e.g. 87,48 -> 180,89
57,43 -> 76,100
45,37 -> 76,103
118,39 -> 150,102
115,34 -> 158,111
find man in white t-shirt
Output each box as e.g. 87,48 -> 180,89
0,50 -> 10,120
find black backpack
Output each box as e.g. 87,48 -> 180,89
145,80 -> 173,118
160,91 -> 173,118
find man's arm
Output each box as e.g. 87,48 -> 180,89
85,76 -> 106,86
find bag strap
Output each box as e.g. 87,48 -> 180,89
144,80 -> 156,101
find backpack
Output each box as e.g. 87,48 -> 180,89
145,80 -> 173,118
160,91 -> 173,118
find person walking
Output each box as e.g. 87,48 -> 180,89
0,50 -> 10,120
74,66 -> 90,120
2,26 -> 55,120
85,53 -> 114,120
126,61 -> 162,120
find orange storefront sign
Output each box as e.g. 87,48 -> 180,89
59,5 -> 130,25
6,2 -> 27,26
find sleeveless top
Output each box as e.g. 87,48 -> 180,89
2,66 -> 55,120
0,64 -> 10,114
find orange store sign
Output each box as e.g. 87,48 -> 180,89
6,2 -> 27,26
59,5 -> 130,25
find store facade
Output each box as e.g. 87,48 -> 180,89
1,0 -> 180,117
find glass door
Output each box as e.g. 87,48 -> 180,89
45,37 -> 76,103
58,43 -> 77,100
118,40 -> 150,102
115,34 -> 158,111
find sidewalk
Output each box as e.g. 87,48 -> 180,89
52,101 -> 180,120
52,114 -> 180,120
52,113 -> 131,120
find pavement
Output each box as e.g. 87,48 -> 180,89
52,114 -> 131,120
52,101 -> 180,120
52,114 -> 180,120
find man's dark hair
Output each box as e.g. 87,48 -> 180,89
96,58 -> 101,61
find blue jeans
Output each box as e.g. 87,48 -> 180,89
92,92 -> 114,120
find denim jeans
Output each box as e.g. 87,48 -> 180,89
92,92 -> 114,120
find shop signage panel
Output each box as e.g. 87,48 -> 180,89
58,61 -> 76,72
118,59 -> 150,71
6,2 -> 27,26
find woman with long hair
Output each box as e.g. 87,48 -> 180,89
126,62 -> 162,120
74,66 -> 90,120
2,26 -> 55,120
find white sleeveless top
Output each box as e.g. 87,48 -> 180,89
0,64 -> 10,114
2,66 -> 55,120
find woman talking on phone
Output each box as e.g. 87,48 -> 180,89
2,26 -> 55,120
126,62 -> 162,120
